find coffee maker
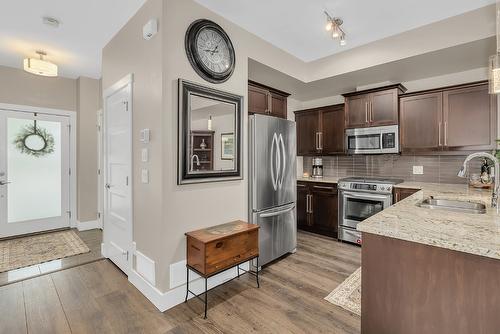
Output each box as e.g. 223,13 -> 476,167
312,157 -> 323,178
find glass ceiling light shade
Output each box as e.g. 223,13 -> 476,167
23,51 -> 58,77
324,11 -> 346,46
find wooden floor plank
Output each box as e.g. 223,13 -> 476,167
22,275 -> 71,334
0,282 -> 27,334
13,231 -> 360,334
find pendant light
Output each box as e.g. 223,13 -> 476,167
24,51 -> 58,77
489,1 -> 500,94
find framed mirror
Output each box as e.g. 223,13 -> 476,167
178,79 -> 243,184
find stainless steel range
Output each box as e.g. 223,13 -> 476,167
338,177 -> 403,245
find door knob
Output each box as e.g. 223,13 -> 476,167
0,181 -> 11,186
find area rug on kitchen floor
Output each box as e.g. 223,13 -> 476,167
0,230 -> 90,273
324,267 -> 361,316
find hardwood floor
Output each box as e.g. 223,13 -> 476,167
0,231 -> 361,334
0,228 -> 103,286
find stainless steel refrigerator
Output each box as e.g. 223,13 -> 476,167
249,114 -> 297,267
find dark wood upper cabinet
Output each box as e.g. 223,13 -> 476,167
248,84 -> 269,115
343,84 -> 407,129
443,84 -> 496,151
400,92 -> 443,153
248,81 -> 290,119
295,104 -> 345,156
295,109 -> 321,155
400,81 -> 496,154
321,105 -> 345,154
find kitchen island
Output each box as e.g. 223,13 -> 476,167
357,182 -> 500,334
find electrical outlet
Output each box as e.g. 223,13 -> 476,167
141,169 -> 149,184
413,166 -> 424,175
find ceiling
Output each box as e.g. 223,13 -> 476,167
0,0 -> 146,79
195,0 -> 496,62
249,37 -> 495,101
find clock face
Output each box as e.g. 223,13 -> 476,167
185,20 -> 235,83
196,28 -> 231,74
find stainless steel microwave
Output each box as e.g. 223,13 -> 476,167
345,125 -> 399,154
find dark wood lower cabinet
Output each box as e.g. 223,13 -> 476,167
362,233 -> 500,334
297,181 -> 338,238
393,187 -> 420,203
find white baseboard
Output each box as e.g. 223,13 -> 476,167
135,250 -> 156,286
76,219 -> 102,231
128,258 -> 250,312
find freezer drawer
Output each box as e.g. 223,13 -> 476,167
252,203 -> 297,266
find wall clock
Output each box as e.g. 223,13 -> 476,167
185,19 -> 235,84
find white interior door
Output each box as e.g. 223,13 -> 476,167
103,81 -> 133,275
0,110 -> 70,238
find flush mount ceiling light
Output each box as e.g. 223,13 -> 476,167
23,51 -> 58,77
42,16 -> 60,28
325,11 -> 346,46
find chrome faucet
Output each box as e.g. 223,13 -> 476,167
457,152 -> 499,210
190,154 -> 200,171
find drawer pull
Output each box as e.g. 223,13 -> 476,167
313,185 -> 334,191
216,242 -> 223,248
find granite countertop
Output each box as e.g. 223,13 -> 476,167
357,182 -> 500,260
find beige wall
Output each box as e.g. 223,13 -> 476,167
0,65 -> 77,111
102,0 -> 164,267
76,77 -> 100,222
101,0 -> 496,293
0,64 -> 99,225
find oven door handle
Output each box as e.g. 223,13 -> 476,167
341,191 -> 390,201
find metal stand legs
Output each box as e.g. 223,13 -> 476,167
185,257 -> 260,319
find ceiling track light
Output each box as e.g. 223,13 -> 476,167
324,11 -> 346,46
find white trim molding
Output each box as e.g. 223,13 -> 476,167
128,261 -> 249,312
76,220 -> 102,231
128,259 -> 250,312
0,103 -> 77,229
135,249 -> 156,286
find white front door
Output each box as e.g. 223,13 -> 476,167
103,81 -> 133,275
0,110 -> 70,238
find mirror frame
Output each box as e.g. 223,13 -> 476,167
178,79 -> 243,185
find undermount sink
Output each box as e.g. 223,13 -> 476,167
417,197 -> 486,214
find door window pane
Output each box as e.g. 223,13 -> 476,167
7,118 -> 62,223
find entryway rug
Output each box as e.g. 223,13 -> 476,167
324,267 -> 361,316
0,230 -> 90,273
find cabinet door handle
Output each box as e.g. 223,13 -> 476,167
370,101 -> 373,122
318,132 -> 323,150
365,102 -> 369,123
313,185 -> 334,191
305,194 -> 310,213
438,122 -> 442,147
444,121 -> 448,146
309,194 -> 313,214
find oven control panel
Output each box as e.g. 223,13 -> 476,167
338,182 -> 393,194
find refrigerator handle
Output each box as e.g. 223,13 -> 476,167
259,204 -> 295,218
270,133 -> 278,191
278,133 -> 286,189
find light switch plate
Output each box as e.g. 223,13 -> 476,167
413,166 -> 424,175
141,169 -> 149,184
141,148 -> 148,162
140,129 -> 150,143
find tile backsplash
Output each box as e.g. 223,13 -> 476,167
303,155 -> 483,184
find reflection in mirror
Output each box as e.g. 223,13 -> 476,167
178,79 -> 242,184
190,95 -> 235,173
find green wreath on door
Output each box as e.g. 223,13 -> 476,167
13,120 -> 55,157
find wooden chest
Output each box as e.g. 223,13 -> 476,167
185,220 -> 259,277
